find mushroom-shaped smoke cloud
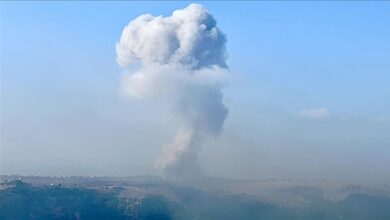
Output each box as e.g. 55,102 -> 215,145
116,4 -> 229,179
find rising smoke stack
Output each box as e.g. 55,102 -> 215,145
116,4 -> 229,179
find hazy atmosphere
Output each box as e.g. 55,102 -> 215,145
1,1 -> 390,184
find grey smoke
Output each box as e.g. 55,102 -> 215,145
116,4 -> 229,179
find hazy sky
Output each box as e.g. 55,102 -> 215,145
1,1 -> 389,183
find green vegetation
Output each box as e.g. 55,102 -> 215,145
0,181 -> 125,220
0,181 -> 174,220
1,181 -> 390,220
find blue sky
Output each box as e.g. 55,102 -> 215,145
1,1 -> 389,182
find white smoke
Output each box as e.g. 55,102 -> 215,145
116,4 -> 229,179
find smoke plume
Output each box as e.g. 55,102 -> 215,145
116,4 -> 228,179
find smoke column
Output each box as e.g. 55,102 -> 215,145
116,4 -> 229,179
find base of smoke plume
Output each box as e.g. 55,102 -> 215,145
154,128 -> 203,181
